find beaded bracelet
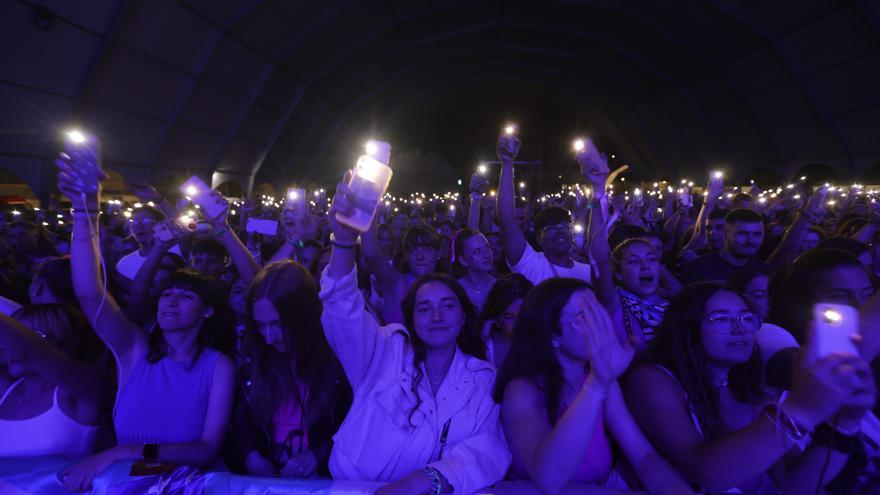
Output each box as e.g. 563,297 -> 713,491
420,466 -> 442,495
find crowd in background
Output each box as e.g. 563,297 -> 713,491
0,130 -> 878,495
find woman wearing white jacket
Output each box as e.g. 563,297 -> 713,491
320,178 -> 511,495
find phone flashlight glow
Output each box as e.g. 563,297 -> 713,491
365,141 -> 379,156
573,139 -> 585,152
713,171 -> 723,179
477,164 -> 487,175
823,309 -> 842,324
289,191 -> 299,200
185,186 -> 197,196
504,124 -> 517,135
66,130 -> 86,144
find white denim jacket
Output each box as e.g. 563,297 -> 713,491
320,267 -> 511,494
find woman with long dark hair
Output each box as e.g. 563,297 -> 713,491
319,178 -> 510,495
495,277 -> 693,494
55,144 -> 235,492
478,273 -> 533,369
625,283 -> 875,494
231,260 -> 351,478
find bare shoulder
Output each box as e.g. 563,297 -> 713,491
625,364 -> 682,399
502,377 -> 544,413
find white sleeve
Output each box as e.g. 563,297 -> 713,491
509,243 -> 549,286
756,323 -> 799,364
319,266 -> 383,390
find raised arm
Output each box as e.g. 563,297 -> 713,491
681,175 -> 723,254
0,312 -> 103,400
128,230 -> 178,326
56,150 -> 147,375
766,187 -> 826,269
320,178 -> 384,389
468,172 -> 489,231
497,141 -> 527,266
126,181 -> 176,219
359,213 -> 403,296
203,191 -> 259,284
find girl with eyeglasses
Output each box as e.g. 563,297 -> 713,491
625,282 -> 875,494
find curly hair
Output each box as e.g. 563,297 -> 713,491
400,273 -> 486,426
644,283 -> 766,438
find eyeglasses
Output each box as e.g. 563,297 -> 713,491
705,313 -> 761,334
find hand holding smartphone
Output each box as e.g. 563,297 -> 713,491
64,130 -> 102,194
809,303 -> 860,362
497,125 -> 521,161
180,176 -> 227,220
284,188 -> 306,213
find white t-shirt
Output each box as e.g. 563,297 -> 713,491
510,243 -> 591,285
755,323 -> 799,364
115,244 -> 182,280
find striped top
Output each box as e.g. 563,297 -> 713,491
114,348 -> 220,445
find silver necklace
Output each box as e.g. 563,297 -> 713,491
464,275 -> 492,295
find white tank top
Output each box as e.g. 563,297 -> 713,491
0,379 -> 98,458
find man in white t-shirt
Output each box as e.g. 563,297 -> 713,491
496,134 -> 590,285
115,206 -> 181,280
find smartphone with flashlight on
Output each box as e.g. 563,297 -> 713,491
677,188 -> 693,208
497,124 -> 520,159
284,188 -> 306,213
246,218 -> 279,236
810,303 -> 859,360
180,176 -> 226,220
64,130 -> 102,194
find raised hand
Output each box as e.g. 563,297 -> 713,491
579,291 -> 634,390
803,185 -> 828,224
496,132 -> 521,162
203,190 -> 230,227
576,138 -> 610,194
55,152 -> 106,210
328,172 -> 361,244
126,180 -> 163,202
470,172 -> 489,196
785,352 -> 876,429
706,173 -> 725,204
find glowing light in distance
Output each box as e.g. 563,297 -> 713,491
504,124 -> 517,135
519,182 -> 526,189
573,224 -> 584,233
713,171 -> 723,179
573,139 -> 585,152
477,164 -> 487,175
123,211 -> 132,218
